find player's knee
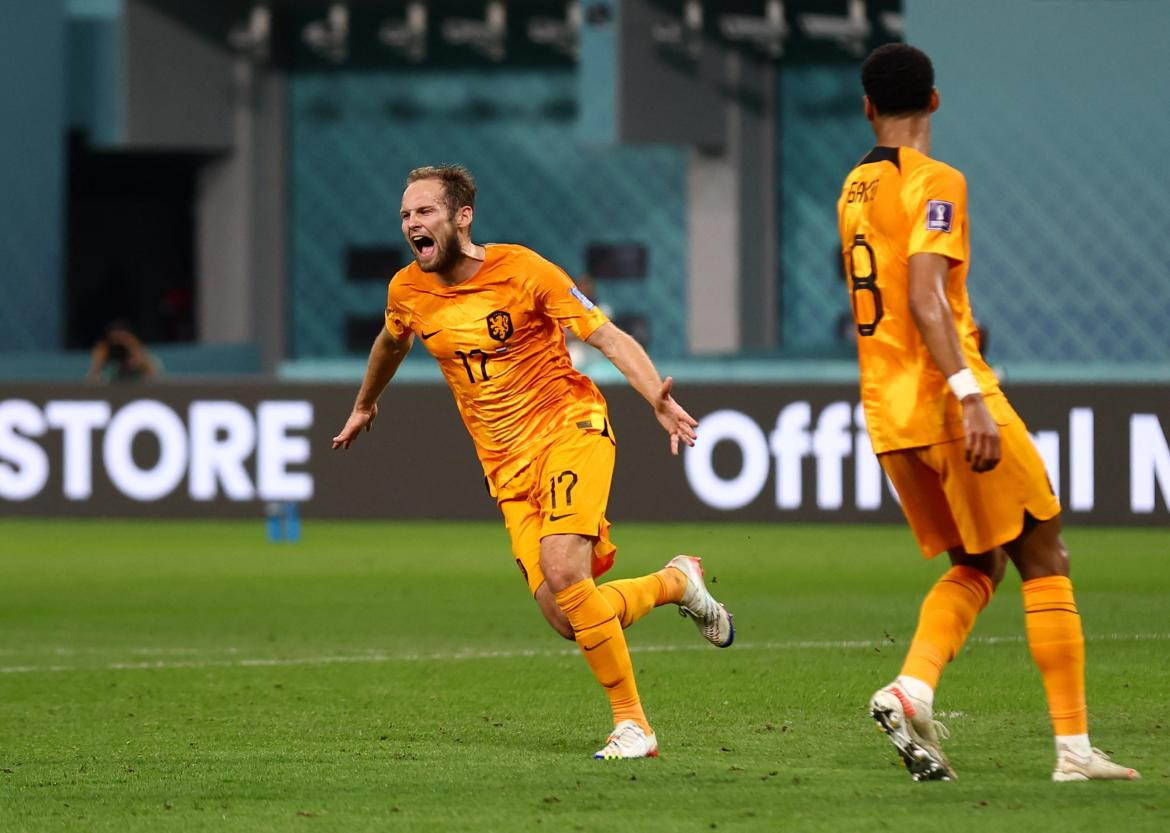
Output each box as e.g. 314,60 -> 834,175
539,536 -> 592,592
540,560 -> 576,592
1006,514 -> 1070,580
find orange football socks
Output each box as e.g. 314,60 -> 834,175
599,567 -> 687,629
1023,576 -> 1088,736
555,578 -> 650,733
900,565 -> 994,689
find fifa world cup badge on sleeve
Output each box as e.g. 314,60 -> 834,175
925,200 -> 954,232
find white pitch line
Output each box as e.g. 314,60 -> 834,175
0,633 -> 1167,676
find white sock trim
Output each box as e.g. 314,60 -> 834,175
1056,733 -> 1091,757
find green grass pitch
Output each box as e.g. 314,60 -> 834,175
0,519 -> 1166,832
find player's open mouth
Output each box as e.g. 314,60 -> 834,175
411,234 -> 436,258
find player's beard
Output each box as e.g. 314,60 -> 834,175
416,223 -> 463,274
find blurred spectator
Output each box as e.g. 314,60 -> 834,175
88,321 -> 160,382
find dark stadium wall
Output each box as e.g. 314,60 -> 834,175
907,0 -> 1170,366
2,382 -> 1168,526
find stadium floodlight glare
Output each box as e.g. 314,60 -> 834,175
719,0 -> 787,59
441,1 -> 507,62
379,1 -> 428,63
799,0 -> 871,57
528,1 -> 581,60
228,4 -> 271,63
303,3 -> 349,64
650,0 -> 704,61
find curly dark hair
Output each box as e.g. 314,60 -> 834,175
861,44 -> 934,116
406,164 -> 477,215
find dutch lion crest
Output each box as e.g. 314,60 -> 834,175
486,310 -> 513,342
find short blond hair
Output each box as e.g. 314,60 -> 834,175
406,164 -> 477,215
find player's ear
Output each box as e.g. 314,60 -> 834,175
928,88 -> 940,113
863,95 -> 876,122
456,204 -> 474,231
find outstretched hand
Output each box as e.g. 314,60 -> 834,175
332,405 -> 378,450
654,376 -> 698,455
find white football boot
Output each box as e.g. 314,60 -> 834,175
593,720 -> 659,760
1052,746 -> 1140,782
666,555 -> 735,648
869,682 -> 956,781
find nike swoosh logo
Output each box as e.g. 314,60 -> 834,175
548,512 -> 577,522
582,636 -> 612,652
421,330 -> 441,340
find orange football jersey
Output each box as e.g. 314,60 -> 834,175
837,145 -> 1012,453
385,244 -> 611,487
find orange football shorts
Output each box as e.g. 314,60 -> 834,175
495,417 -> 618,595
879,414 -> 1060,557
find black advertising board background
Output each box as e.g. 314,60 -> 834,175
0,382 -> 487,520
1,381 -> 1168,526
609,383 -> 1170,526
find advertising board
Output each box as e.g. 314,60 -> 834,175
1,382 -> 1167,526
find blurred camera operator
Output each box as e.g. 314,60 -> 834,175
87,321 -> 160,383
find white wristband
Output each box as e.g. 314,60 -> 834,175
947,368 -> 981,400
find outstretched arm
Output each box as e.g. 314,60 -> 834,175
332,327 -> 413,449
585,322 -> 697,455
907,252 -> 999,472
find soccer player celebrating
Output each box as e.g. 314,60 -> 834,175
333,164 -> 734,760
838,45 -> 1139,782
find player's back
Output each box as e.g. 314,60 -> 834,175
837,146 -> 1006,453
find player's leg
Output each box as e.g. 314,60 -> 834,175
532,526 -> 732,647
868,447 -> 977,780
541,532 -> 657,759
1004,515 -> 1084,748
534,553 -> 732,647
597,566 -> 684,630
880,430 -> 1051,780
537,423 -> 657,758
1004,512 -> 1140,781
897,546 -> 1003,705
942,417 -> 1137,780
496,468 -> 576,639
498,433 -> 666,641
562,419 -> 734,643
871,545 -> 1004,778
597,554 -> 734,647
